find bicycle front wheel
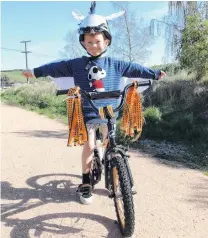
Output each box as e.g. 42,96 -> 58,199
111,156 -> 135,237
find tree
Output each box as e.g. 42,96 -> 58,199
179,16 -> 208,80
150,1 -> 208,63
60,30 -> 84,59
109,1 -> 153,63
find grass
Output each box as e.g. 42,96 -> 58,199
1,70 -> 27,83
152,63 -> 208,82
143,106 -> 162,123
142,79 -> 208,143
1,82 -> 68,123
204,172 -> 208,176
1,70 -> 49,84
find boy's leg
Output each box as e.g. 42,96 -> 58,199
77,125 -> 96,205
81,124 -> 96,175
100,124 -> 108,146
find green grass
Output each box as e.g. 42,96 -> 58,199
204,172 -> 208,176
142,79 -> 208,143
1,70 -> 49,84
151,63 -> 208,82
1,82 -> 68,123
1,70 -> 26,83
143,106 -> 162,123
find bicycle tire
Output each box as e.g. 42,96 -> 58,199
111,156 -> 135,237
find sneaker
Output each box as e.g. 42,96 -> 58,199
76,184 -> 93,205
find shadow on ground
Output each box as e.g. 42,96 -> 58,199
185,177 -> 208,209
1,173 -> 121,238
5,212 -> 120,238
11,130 -> 68,139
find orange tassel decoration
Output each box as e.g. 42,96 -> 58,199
66,87 -> 88,146
99,105 -> 114,119
120,81 -> 143,139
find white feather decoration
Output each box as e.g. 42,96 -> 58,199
105,11 -> 125,21
72,10 -> 85,21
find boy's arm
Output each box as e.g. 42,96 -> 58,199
121,61 -> 164,80
22,60 -> 73,79
33,60 -> 73,78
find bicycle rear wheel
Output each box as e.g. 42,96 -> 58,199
111,156 -> 135,237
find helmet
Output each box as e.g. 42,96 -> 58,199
72,1 -> 124,50
78,14 -> 112,45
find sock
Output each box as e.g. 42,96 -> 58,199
82,173 -> 90,184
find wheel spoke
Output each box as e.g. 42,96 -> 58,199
112,167 -> 126,228
111,156 -> 135,236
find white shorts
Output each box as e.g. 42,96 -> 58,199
86,118 -> 116,145
86,123 -> 108,145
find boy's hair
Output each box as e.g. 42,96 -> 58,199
79,25 -> 111,45
81,32 -> 108,42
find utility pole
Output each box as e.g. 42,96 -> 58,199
21,40 -> 31,83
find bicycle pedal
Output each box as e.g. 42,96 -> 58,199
132,190 -> 137,195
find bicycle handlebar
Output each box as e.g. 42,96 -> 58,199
56,80 -> 152,114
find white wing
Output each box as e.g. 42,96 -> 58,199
72,10 -> 85,21
48,76 -> 75,90
105,11 -> 125,21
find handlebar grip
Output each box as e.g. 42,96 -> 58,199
138,80 -> 152,87
56,89 -> 69,96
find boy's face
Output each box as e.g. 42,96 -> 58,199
82,33 -> 109,56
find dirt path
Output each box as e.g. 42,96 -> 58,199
1,103 -> 208,238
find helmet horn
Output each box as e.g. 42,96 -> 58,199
89,1 -> 96,15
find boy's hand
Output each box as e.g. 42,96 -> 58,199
22,69 -> 34,78
158,71 -> 166,80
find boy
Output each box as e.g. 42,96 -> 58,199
23,4 -> 166,205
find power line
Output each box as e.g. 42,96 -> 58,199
1,46 -> 58,58
33,52 -> 59,58
1,47 -> 22,52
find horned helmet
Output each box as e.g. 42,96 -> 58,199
72,1 -> 125,47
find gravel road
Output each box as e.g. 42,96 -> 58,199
1,103 -> 208,238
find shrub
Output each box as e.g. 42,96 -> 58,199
141,79 -> 208,143
179,16 -> 208,81
171,113 -> 194,132
143,106 -> 162,123
1,82 -> 67,117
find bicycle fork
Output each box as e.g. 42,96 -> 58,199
104,147 -> 134,194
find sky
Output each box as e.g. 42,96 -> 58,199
1,0 -> 168,70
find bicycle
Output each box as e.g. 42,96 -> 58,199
56,80 -> 151,237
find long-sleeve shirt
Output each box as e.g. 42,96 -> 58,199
34,56 -> 161,121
